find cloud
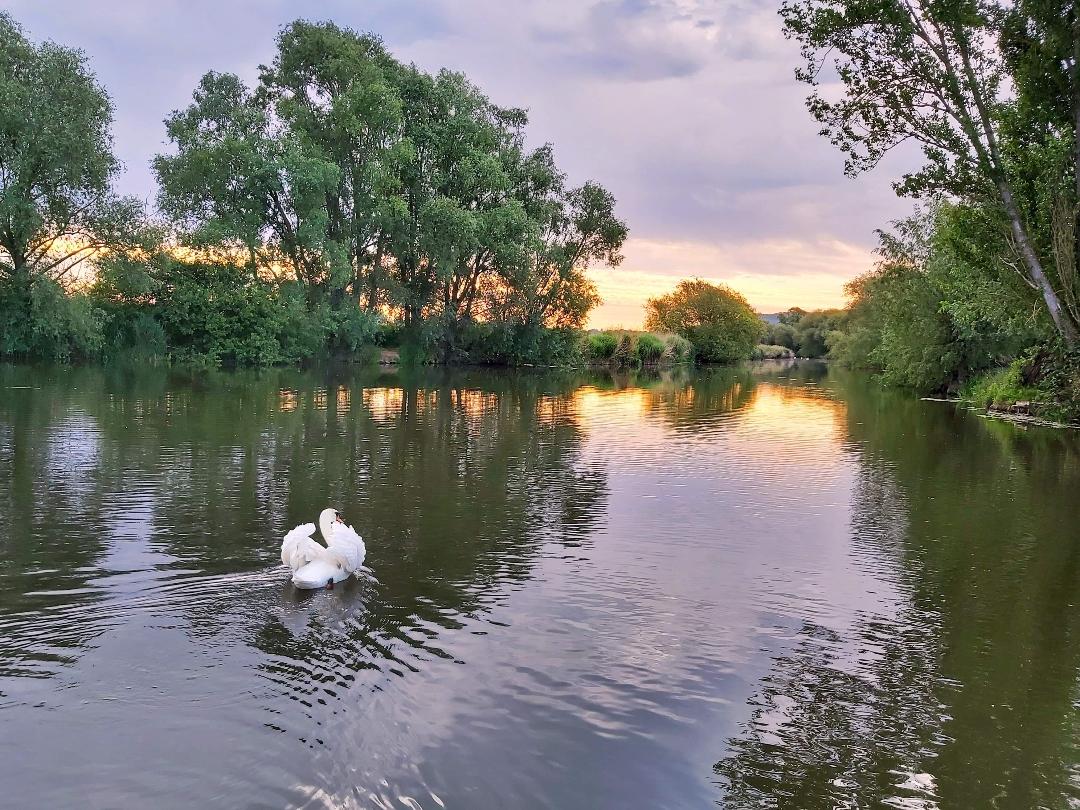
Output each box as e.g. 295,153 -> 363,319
531,0 -> 719,81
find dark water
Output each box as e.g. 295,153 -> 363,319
1,361 -> 1079,809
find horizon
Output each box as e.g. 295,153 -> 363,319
5,0 -> 911,327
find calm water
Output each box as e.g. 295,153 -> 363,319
1,361 -> 1079,809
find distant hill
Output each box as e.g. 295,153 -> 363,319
759,313 -> 781,325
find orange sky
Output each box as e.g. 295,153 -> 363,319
585,235 -> 871,328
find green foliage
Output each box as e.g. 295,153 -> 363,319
154,261 -> 284,366
780,0 -> 1080,346
585,332 -> 618,360
961,361 -> 1041,411
766,309 -> 847,357
97,304 -> 167,361
0,12 -> 144,290
611,334 -> 634,366
764,321 -> 797,350
831,202 -> 1056,393
0,12 -> 624,370
751,344 -> 796,360
635,333 -> 664,363
155,20 -> 626,360
0,276 -> 104,361
645,280 -> 765,364
582,330 -> 686,367
662,333 -> 694,363
1035,348 -> 1080,421
325,305 -> 382,355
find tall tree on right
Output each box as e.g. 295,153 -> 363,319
780,0 -> 1080,347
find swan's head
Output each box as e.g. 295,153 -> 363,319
318,507 -> 344,540
319,507 -> 344,524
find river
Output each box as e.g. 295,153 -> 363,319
1,360 -> 1078,809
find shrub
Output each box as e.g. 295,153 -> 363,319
0,277 -> 105,361
99,305 -> 167,360
585,331 -> 618,360
612,333 -> 634,365
961,359 -> 1039,409
327,305 -> 382,355
663,334 -> 693,363
635,333 -> 664,362
645,279 -> 765,364
751,344 -> 796,360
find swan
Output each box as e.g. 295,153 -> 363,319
280,508 -> 368,589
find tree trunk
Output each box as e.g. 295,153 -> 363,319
999,180 -> 1080,347
366,239 -> 384,311
7,252 -> 34,352
1072,14 -> 1080,314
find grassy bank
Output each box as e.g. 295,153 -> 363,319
581,330 -> 693,367
959,349 -> 1080,424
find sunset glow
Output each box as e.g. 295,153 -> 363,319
587,236 -> 871,328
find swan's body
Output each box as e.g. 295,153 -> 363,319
281,508 -> 367,589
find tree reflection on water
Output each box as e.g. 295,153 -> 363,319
716,369 -> 1080,809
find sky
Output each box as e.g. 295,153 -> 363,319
5,0 -> 914,327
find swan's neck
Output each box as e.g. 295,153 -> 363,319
319,514 -> 335,544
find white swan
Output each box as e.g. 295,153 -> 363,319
280,508 -> 368,589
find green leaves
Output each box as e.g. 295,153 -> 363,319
645,280 -> 765,364
0,12 -> 144,285
782,0 -> 1080,345
156,18 -> 626,355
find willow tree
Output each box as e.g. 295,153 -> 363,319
155,71 -> 337,289
155,22 -> 402,303
481,141 -> 626,331
0,12 -> 142,296
260,21 -> 404,306
780,0 -> 1080,346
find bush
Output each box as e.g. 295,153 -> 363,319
612,334 -> 634,366
645,279 -> 765,364
751,344 -> 796,360
1036,347 -> 1080,421
449,321 -> 575,366
662,333 -> 693,363
635,333 -> 664,362
99,304 -> 167,360
961,360 -> 1040,410
960,347 -> 1080,422
585,331 -> 618,360
327,304 -> 382,355
155,262 -> 285,366
0,276 -> 105,361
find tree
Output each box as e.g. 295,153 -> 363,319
780,0 -> 1080,346
0,13 -> 142,297
832,202 -> 1039,390
645,279 -> 765,363
154,17 -> 625,365
260,21 -> 404,306
155,71 -> 341,292
483,145 -> 627,331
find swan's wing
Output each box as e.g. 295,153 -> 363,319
327,522 -> 366,572
280,523 -> 325,571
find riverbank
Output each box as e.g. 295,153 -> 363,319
955,349 -> 1080,426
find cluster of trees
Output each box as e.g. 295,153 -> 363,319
764,308 -> 847,358
782,0 -> 1080,414
0,14 -> 627,366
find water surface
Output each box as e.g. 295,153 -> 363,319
1,361 -> 1078,809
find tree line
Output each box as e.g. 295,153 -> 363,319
0,14 -> 627,366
